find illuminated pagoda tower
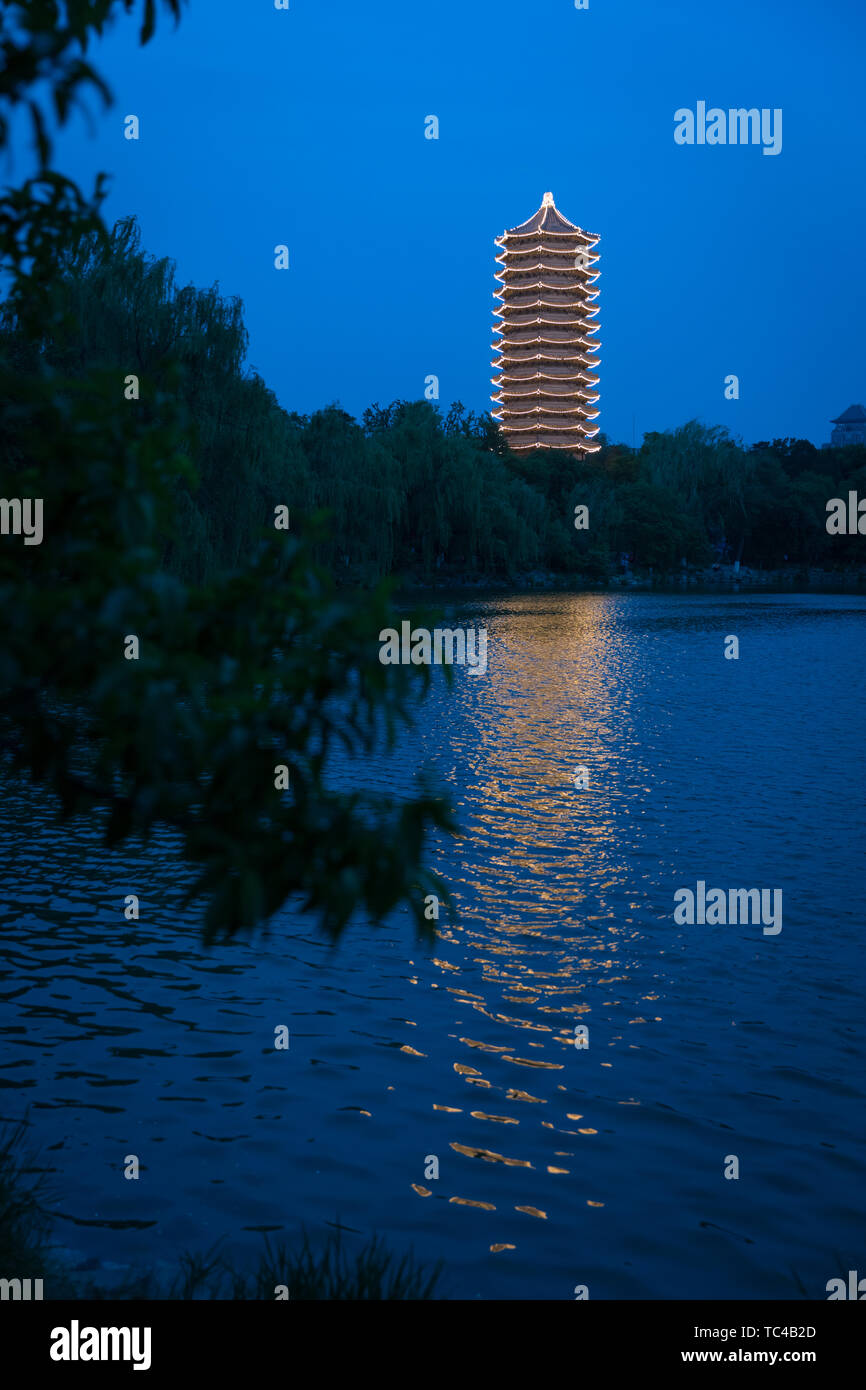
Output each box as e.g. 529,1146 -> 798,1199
491,192 -> 600,453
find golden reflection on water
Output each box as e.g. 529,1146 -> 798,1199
404,595 -> 661,1251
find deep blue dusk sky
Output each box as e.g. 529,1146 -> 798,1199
20,0 -> 866,447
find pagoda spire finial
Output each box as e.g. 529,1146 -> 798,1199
542,191 -> 555,207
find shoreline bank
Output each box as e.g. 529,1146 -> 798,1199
388,564 -> 866,598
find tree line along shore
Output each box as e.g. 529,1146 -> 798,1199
4,217 -> 864,592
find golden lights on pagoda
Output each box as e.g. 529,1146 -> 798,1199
491,192 -> 601,454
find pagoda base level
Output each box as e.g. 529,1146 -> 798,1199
507,439 -> 602,454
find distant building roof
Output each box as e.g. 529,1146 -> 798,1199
831,404 -> 866,424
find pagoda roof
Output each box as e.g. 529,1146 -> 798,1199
494,279 -> 599,293
509,444 -> 601,454
493,350 -> 600,364
831,404 -> 866,423
494,299 -> 599,313
495,259 -> 599,272
492,337 -> 601,353
503,420 -> 599,435
492,386 -> 600,399
492,372 -> 598,386
495,260 -> 600,282
498,193 -> 598,242
493,312 -> 599,326
493,342 -> 601,356
493,406 -> 601,420
495,246 -> 598,262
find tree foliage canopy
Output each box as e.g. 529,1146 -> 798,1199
0,0 -> 454,942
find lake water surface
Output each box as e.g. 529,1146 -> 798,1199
1,591 -> 864,1299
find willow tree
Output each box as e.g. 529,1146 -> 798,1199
0,0 -> 454,940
